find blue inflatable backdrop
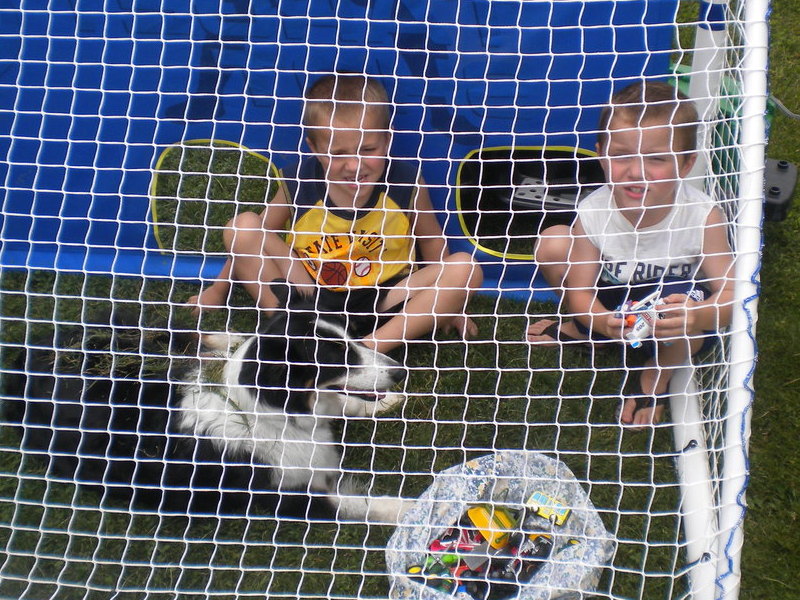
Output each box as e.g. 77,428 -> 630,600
0,0 -> 678,293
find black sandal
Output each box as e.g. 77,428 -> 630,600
618,381 -> 669,427
528,319 -> 592,347
632,394 -> 668,415
528,319 -> 615,356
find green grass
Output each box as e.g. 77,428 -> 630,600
743,0 -> 800,598
150,141 -> 278,254
1,266 -> 690,599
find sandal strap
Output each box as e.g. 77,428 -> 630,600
633,394 -> 669,410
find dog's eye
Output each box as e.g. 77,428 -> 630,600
334,340 -> 348,351
317,338 -> 347,350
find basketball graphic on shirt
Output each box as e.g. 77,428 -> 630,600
353,257 -> 372,279
320,261 -> 349,286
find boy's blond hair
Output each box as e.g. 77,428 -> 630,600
303,73 -> 391,135
597,80 -> 699,154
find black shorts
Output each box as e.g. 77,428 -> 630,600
575,277 -> 716,355
317,275 -> 408,337
593,278 -> 708,317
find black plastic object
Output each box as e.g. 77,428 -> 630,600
764,158 -> 797,221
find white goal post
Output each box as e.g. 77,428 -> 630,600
0,1 -> 766,599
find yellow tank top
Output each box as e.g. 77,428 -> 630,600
283,158 -> 417,290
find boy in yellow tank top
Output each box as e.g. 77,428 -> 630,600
189,74 -> 483,353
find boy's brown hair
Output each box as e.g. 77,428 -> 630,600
303,73 -> 391,134
597,80 -> 699,154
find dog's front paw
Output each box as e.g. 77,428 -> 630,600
368,497 -> 413,524
376,393 -> 405,414
201,333 -> 247,354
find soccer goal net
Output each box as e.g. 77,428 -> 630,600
0,1 -> 766,599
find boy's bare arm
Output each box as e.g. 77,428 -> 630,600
562,222 -> 624,339
698,205 -> 736,316
409,179 -> 450,262
261,183 -> 294,231
259,183 -> 315,286
656,206 -> 735,337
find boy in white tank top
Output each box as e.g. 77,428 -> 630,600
527,81 -> 734,427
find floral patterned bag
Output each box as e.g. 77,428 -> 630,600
386,451 -> 615,600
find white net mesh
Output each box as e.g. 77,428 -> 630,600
0,1 -> 765,599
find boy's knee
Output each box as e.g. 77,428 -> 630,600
444,252 -> 483,289
223,211 -> 265,251
227,211 -> 262,229
534,225 -> 571,264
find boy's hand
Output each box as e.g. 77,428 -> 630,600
442,314 -> 479,340
652,293 -> 700,339
603,312 -> 629,340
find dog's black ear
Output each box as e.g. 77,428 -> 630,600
270,279 -> 292,309
315,286 -> 338,312
272,279 -> 322,313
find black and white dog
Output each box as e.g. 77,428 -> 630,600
3,283 -> 408,522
